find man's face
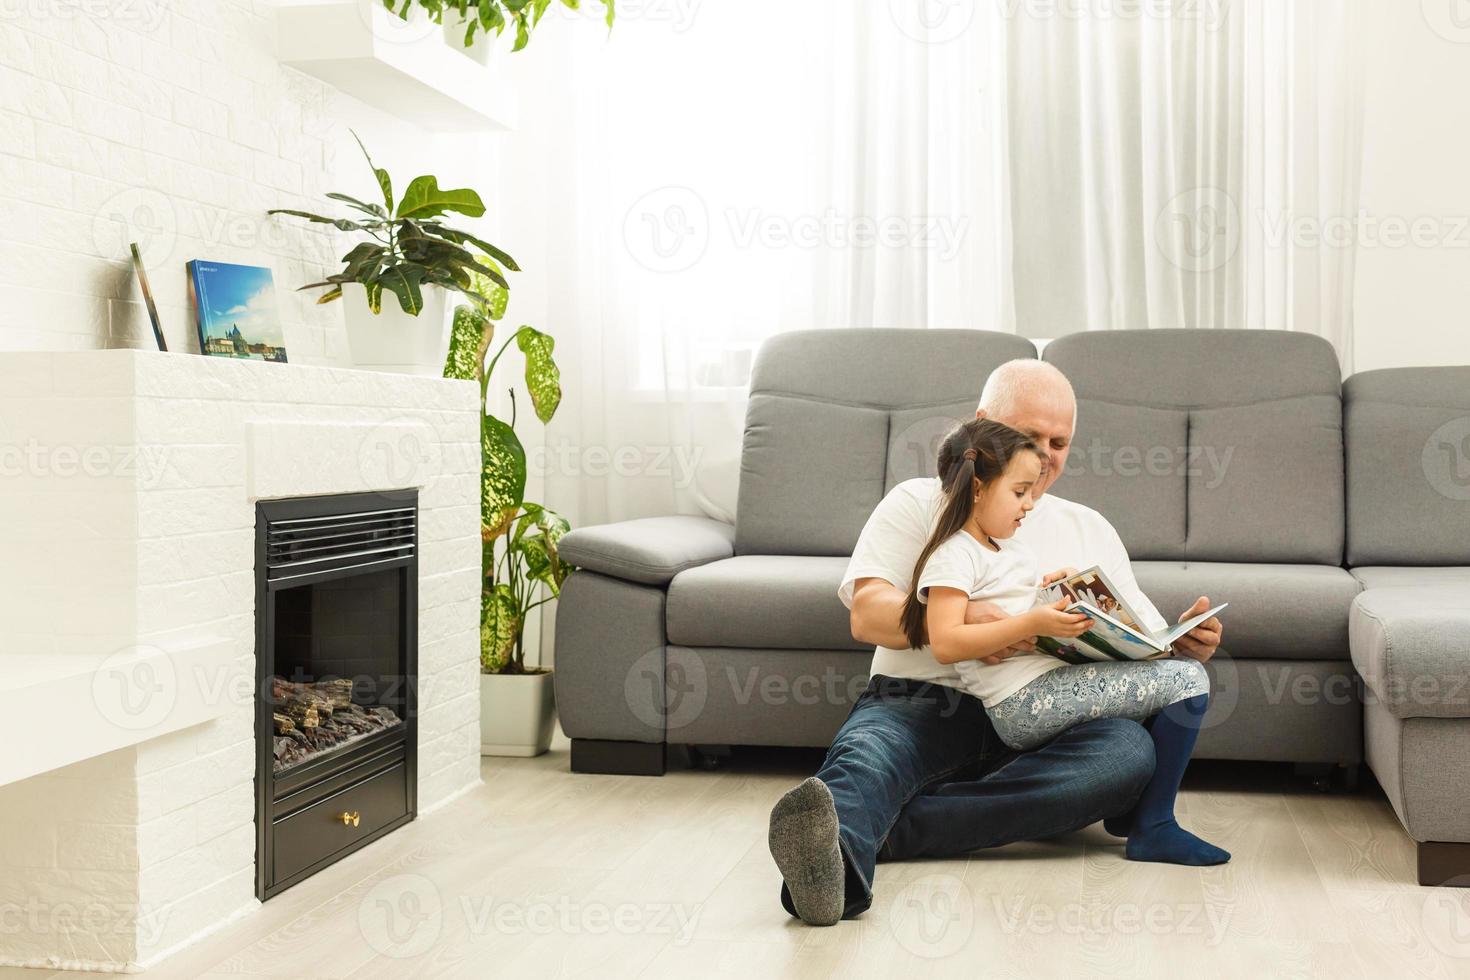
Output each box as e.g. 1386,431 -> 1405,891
981,395 -> 1075,499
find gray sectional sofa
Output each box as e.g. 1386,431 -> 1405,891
554,327 -> 1470,885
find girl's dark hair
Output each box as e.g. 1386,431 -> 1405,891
899,418 -> 1043,650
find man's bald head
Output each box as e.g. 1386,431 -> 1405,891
976,359 -> 1077,499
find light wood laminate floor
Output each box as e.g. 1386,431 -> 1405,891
7,733 -> 1470,980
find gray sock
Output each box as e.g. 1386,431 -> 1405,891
767,776 -> 845,926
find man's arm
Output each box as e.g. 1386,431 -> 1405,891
849,576 -> 1042,657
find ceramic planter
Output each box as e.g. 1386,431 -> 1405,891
480,669 -> 556,757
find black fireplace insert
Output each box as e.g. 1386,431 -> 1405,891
254,490 -> 419,900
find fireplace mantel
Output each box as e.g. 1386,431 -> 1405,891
0,349 -> 483,972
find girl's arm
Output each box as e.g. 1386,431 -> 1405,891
924,588 -> 1042,665
925,588 -> 1093,665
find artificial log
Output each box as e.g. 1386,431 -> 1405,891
272,712 -> 295,735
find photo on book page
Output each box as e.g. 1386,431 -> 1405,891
1040,566 -> 1143,630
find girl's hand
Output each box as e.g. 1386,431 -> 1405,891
1040,567 -> 1079,587
1028,598 -> 1093,638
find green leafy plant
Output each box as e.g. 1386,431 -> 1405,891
443,265 -> 571,675
268,134 -> 519,316
384,0 -> 615,51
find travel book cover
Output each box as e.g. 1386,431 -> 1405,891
186,260 -> 288,362
129,243 -> 167,351
1035,566 -> 1227,664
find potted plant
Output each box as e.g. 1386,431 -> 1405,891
443,265 -> 570,757
384,0 -> 615,52
268,134 -> 518,376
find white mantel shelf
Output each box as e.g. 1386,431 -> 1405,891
277,1 -> 517,131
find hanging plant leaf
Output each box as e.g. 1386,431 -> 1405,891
480,582 -> 520,673
482,414 -> 526,539
515,326 -> 561,423
396,176 -> 486,220
444,304 -> 493,381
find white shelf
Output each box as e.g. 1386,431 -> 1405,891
277,1 -> 516,131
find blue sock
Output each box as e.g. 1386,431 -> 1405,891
1120,694 -> 1231,867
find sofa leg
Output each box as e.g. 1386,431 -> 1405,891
1418,842 -> 1470,886
571,738 -> 665,776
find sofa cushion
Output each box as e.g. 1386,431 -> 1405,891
735,329 -> 1037,557
667,556 -> 864,651
1351,567 -> 1470,590
1351,587 -> 1470,719
558,516 -> 735,586
1131,561 -> 1360,660
1053,400 -> 1188,558
1344,367 -> 1470,566
1044,329 -> 1345,564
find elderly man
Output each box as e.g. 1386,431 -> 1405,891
768,359 -> 1224,926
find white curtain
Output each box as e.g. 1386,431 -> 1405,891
1007,0 -> 1364,369
501,0 -> 1364,536
501,1 -> 1013,532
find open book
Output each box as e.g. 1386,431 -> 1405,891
1033,566 -> 1227,664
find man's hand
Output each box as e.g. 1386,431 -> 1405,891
966,599 -> 1037,665
1173,595 -> 1223,662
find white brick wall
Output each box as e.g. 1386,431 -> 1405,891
0,349 -> 482,971
0,0 -> 504,365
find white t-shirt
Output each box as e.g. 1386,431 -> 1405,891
914,531 -> 1067,705
839,478 -> 1169,696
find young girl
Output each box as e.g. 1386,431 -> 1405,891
902,418 -> 1229,867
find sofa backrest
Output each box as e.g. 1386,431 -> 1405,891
735,329 -> 1038,557
1345,366 -> 1470,566
1042,329 -> 1345,564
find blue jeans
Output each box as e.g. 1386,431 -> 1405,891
808,675 -> 1155,919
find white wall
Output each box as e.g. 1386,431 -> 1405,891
0,0 -> 505,365
1353,3 -> 1470,373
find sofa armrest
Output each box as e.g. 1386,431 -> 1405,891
559,516 -> 736,586
1350,587 -> 1470,719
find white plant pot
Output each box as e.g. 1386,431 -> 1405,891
480,670 -> 556,757
341,283 -> 452,376
443,11 -> 493,65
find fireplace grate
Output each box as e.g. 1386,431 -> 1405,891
264,506 -> 416,584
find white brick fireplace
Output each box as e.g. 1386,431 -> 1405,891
0,350 -> 482,972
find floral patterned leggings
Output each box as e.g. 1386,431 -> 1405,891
987,658 -> 1210,751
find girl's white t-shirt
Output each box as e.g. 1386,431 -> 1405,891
915,531 -> 1067,705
